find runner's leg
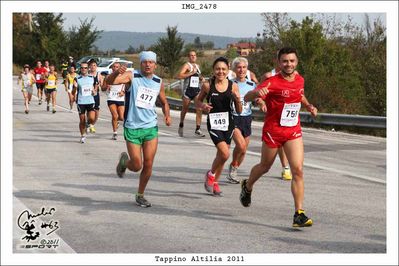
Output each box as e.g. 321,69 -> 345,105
283,137 -> 305,211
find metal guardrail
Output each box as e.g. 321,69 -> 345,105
166,96 -> 386,129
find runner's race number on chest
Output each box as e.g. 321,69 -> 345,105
190,76 -> 199,88
209,112 -> 229,131
136,86 -> 157,109
280,102 -> 300,127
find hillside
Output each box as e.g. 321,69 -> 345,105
94,31 -> 254,51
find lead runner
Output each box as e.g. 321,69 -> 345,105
106,51 -> 171,208
239,47 -> 317,227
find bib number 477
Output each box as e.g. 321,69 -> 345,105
140,93 -> 153,102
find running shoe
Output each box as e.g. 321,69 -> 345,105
282,168 -> 292,181
80,136 -> 86,144
293,210 -> 313,227
213,182 -> 223,197
116,152 -> 128,178
239,179 -> 252,207
226,164 -> 240,184
112,133 -> 117,140
135,194 -> 152,208
38,99 -> 42,105
24,110 -> 29,114
194,129 -> 205,137
46,105 -> 50,111
52,108 -> 56,114
89,124 -> 96,133
178,126 -> 184,137
204,170 -> 215,194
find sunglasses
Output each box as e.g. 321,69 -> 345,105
81,67 -> 88,69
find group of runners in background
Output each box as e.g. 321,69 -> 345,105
17,47 -> 317,227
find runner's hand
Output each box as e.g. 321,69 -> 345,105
256,82 -> 270,98
118,65 -> 127,75
164,115 -> 171,126
201,103 -> 213,113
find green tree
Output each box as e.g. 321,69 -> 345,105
194,36 -> 202,49
225,47 -> 238,60
203,41 -> 214,50
152,25 -> 184,78
67,17 -> 102,59
30,13 -> 67,67
13,13 -> 35,66
125,45 -> 136,54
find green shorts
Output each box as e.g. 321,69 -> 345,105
124,126 -> 158,145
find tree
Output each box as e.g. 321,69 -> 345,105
30,13 -> 68,67
13,13 -> 35,66
152,25 -> 184,78
249,13 -> 386,116
67,17 -> 102,59
125,45 -> 135,54
194,36 -> 202,49
203,41 -> 214,50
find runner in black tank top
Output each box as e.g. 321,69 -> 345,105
195,57 -> 242,197
206,78 -> 235,138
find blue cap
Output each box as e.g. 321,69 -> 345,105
139,51 -> 157,63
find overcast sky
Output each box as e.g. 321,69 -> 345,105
61,13 -> 386,38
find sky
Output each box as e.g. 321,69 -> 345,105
61,13 -> 386,38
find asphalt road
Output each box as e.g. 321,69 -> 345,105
11,77 -> 386,255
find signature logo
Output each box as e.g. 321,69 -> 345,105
17,207 -> 60,248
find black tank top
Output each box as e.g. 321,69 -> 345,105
206,79 -> 234,130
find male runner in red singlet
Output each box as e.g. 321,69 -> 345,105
240,47 -> 317,227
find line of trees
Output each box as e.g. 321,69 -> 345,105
248,13 -> 386,116
13,13 -> 102,68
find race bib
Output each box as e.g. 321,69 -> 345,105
232,98 -> 250,114
108,85 -> 124,101
209,112 -> 229,131
23,79 -> 30,87
81,84 -> 92,97
36,74 -> 41,80
47,80 -> 55,86
68,83 -> 73,91
135,86 -> 157,109
189,76 -> 199,88
280,102 -> 301,127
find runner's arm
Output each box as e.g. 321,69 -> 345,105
232,83 -> 242,114
301,95 -> 318,117
176,63 -> 192,79
158,82 -> 171,126
244,81 -> 270,102
195,80 -> 212,112
106,65 -> 132,85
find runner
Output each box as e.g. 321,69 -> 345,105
225,57 -> 264,184
18,64 -> 36,114
102,61 -> 127,140
88,59 -> 103,133
60,58 -> 69,90
177,50 -> 205,137
33,60 -> 47,105
66,65 -> 78,111
239,47 -> 318,227
44,60 -> 50,72
227,67 -> 259,84
106,51 -> 171,207
195,57 -> 242,196
71,62 -> 98,143
44,64 -> 58,113
260,51 -> 306,181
